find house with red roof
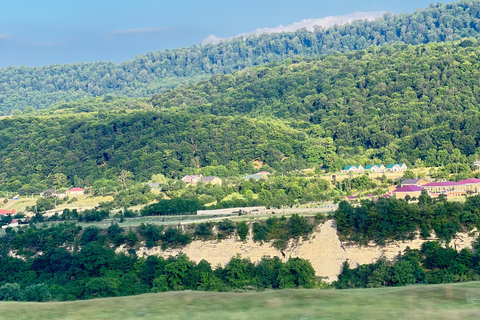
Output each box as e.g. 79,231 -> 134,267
392,185 -> 423,199
66,187 -> 85,196
0,209 -> 16,215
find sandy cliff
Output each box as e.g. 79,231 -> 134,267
118,220 -> 479,282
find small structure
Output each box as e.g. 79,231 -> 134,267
1,219 -> 18,229
181,175 -> 203,185
400,179 -> 427,187
385,163 -> 408,172
341,165 -> 364,173
346,196 -> 356,201
203,176 -> 222,186
41,189 -> 57,197
244,173 -> 268,181
256,171 -> 270,175
0,209 -> 16,216
392,185 -> 423,199
364,164 -> 385,173
422,181 -> 466,198
66,187 -> 85,196
147,183 -> 160,190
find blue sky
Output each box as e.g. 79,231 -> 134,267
0,0 -> 455,68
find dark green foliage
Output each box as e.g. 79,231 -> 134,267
0,283 -> 21,301
3,1 -> 480,114
252,215 -> 314,249
194,223 -> 213,240
138,224 -> 164,248
236,221 -> 249,241
217,219 -> 235,239
159,228 -> 191,249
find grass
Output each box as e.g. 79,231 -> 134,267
1,283 -> 479,320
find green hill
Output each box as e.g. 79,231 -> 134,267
3,39 -> 480,190
3,0 -> 480,114
1,283 -> 479,320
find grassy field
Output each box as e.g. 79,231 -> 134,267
1,283 -> 479,320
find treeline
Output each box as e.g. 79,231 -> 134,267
0,217 -> 319,301
0,111 -> 308,191
334,193 -> 480,245
2,0 -> 480,113
335,241 -> 480,288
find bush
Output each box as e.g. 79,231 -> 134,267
21,284 -> 51,302
237,221 -> 249,241
0,283 -> 21,301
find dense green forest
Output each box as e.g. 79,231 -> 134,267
0,216 -> 319,301
3,0 -> 480,114
3,39 -> 480,190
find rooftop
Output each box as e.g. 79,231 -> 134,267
393,185 -> 423,193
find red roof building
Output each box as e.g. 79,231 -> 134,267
0,209 -> 16,215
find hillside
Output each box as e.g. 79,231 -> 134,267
2,40 -> 480,190
1,283 -> 479,320
3,0 -> 480,114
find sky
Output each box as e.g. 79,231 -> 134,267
0,0 -> 456,68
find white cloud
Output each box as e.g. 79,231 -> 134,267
202,11 -> 387,45
104,27 -> 167,40
0,34 -> 11,41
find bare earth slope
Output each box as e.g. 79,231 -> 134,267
119,220 -> 479,282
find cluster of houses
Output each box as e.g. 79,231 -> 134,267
391,178 -> 480,200
342,163 -> 408,173
177,171 -> 270,187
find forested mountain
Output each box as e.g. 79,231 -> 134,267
2,0 -> 480,114
1,40 -> 480,191
151,39 -> 480,166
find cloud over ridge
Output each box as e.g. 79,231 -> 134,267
202,11 -> 386,45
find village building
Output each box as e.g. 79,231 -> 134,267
181,175 -> 203,185
400,179 -> 427,187
392,185 -> 423,199
66,187 -> 85,196
1,219 -> 18,229
341,165 -> 364,173
0,209 -> 16,215
364,164 -> 385,173
203,176 -> 222,186
385,163 -> 408,172
457,178 -> 480,194
421,181 -> 466,198
244,173 -> 269,181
